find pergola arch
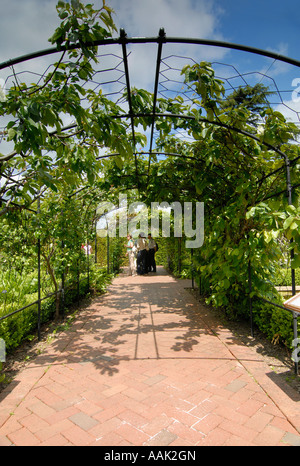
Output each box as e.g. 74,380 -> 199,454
1,28 -> 300,251
1,30 -> 300,235
2,29 -> 298,202
1,29 -> 300,372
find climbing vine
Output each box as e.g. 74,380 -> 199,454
0,1 -> 300,352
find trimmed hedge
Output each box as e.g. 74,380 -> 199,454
252,297 -> 295,348
0,266 -> 112,354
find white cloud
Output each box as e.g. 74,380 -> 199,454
275,99 -> 300,124
260,42 -> 292,78
110,0 -> 222,38
0,0 -> 230,154
0,0 -> 60,64
0,0 -> 225,67
0,0 -> 227,88
0,0 -> 62,91
107,0 -> 228,91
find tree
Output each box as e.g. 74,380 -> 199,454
123,61 -> 300,321
0,1 -> 132,215
220,83 -> 273,125
1,1 -> 300,338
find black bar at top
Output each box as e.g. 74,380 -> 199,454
1,35 -> 300,71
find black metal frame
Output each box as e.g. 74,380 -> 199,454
0,197 -> 92,340
1,30 -> 300,372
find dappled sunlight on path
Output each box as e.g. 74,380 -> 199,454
1,267 -> 300,446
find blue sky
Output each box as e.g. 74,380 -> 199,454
214,0 -> 299,56
0,0 -> 300,123
0,0 -> 299,62
107,0 -> 300,122
108,0 -> 300,57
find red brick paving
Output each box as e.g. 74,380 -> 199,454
1,266 -> 300,446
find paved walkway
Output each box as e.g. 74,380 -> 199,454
1,267 -> 300,446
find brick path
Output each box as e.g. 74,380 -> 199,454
1,266 -> 300,446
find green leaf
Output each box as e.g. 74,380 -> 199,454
7,128 -> 16,140
291,255 -> 300,269
283,216 -> 295,230
71,0 -> 80,10
115,156 -> 123,169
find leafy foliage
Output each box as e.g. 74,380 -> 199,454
1,1 -> 300,355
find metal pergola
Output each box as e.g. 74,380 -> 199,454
1,30 -> 300,372
1,29 -> 300,193
2,28 -> 300,164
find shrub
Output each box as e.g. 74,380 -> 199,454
0,266 -> 112,354
252,297 -> 295,348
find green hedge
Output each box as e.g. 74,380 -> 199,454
273,266 -> 300,287
156,238 -> 297,350
0,266 -> 112,354
0,299 -> 52,353
252,297 -> 295,347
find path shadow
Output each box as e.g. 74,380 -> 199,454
185,288 -> 300,399
11,267 -> 214,380
2,266 -> 297,402
266,371 -> 300,402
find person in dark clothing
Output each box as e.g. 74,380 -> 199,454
136,232 -> 148,275
147,233 -> 157,272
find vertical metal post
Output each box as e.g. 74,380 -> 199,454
285,157 -> 296,294
61,208 -> 65,318
293,313 -> 298,375
95,214 -> 98,264
37,194 -> 41,341
285,156 -> 298,375
248,259 -> 254,338
77,255 -> 80,305
191,248 -> 194,289
107,232 -> 110,274
87,242 -> 90,291
120,28 -> 138,187
178,237 -> 182,274
87,238 -> 90,291
61,239 -> 65,318
77,237 -> 81,305
147,28 -> 165,182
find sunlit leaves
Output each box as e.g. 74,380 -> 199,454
49,0 -> 117,57
259,109 -> 300,146
0,1 -> 132,208
181,61 -> 224,114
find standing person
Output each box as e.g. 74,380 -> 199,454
125,234 -> 136,276
136,232 -> 148,275
82,243 -> 92,255
147,233 -> 157,273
